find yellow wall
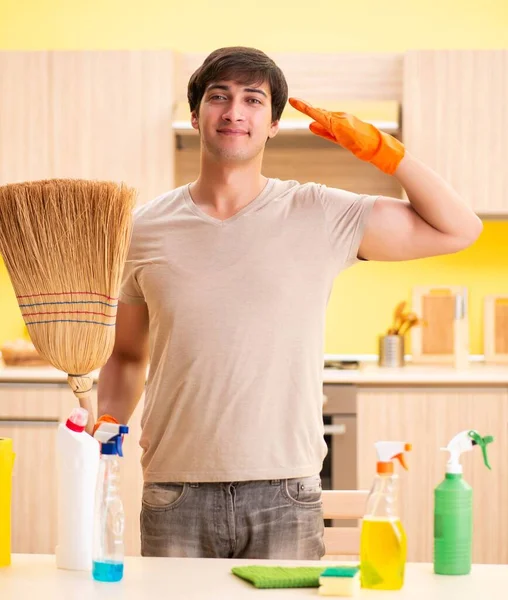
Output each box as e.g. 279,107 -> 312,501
1,0 -> 507,354
1,0 -> 507,52
326,222 -> 508,354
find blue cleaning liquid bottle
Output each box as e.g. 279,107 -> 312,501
92,422 -> 129,582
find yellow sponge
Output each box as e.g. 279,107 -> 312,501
318,566 -> 360,597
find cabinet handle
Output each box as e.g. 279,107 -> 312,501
0,417 -> 60,427
323,424 -> 346,436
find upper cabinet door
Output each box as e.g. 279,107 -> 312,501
49,51 -> 175,205
0,52 -> 52,185
0,51 -> 175,206
402,50 -> 508,216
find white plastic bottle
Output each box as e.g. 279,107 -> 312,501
93,422 -> 129,582
55,407 -> 100,570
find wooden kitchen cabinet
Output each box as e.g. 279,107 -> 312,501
0,51 -> 175,206
357,386 -> 508,564
3,49 -> 506,215
0,383 -> 144,557
0,384 -> 66,554
403,50 -> 508,215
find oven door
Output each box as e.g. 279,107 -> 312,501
321,384 -> 358,527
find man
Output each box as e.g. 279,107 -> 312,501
96,47 -> 482,560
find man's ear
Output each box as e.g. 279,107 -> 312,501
191,111 -> 199,131
268,120 -> 280,139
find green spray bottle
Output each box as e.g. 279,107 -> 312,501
433,429 -> 494,575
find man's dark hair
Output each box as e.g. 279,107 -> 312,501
187,46 -> 288,122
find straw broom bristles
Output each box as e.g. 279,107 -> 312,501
0,179 -> 136,432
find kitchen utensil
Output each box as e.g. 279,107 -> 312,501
389,301 -> 407,335
397,312 -> 419,335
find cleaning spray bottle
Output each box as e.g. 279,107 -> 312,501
0,438 -> 15,567
93,421 -> 129,582
56,407 -> 100,571
434,429 -> 493,575
360,441 -> 412,590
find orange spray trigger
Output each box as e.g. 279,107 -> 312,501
395,453 -> 409,470
395,443 -> 412,469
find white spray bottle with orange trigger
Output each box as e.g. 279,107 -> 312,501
360,441 -> 412,591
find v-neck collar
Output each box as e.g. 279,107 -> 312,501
183,178 -> 276,226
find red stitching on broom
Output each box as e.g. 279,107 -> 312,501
22,310 -> 117,318
17,291 -> 118,300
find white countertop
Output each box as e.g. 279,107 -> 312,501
1,554 -> 507,599
322,363 -> 508,385
0,362 -> 507,386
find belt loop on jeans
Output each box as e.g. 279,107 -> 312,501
189,483 -> 200,488
270,479 -> 281,486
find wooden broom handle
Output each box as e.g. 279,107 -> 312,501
67,375 -> 96,435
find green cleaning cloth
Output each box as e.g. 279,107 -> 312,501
231,566 -> 332,589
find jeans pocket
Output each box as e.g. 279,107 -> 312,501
142,482 -> 188,511
282,474 -> 322,508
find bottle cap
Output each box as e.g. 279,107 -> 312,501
65,407 -> 89,432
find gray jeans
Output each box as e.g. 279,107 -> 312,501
140,474 -> 325,559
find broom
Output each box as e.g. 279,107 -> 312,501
0,179 -> 136,434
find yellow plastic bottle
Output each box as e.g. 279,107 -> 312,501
0,437 -> 15,567
360,441 -> 411,590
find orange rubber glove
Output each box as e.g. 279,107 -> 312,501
92,414 -> 119,437
288,97 -> 405,175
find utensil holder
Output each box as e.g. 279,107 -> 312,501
378,334 -> 405,367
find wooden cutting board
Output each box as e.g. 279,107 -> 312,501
411,286 -> 468,364
484,295 -> 508,364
